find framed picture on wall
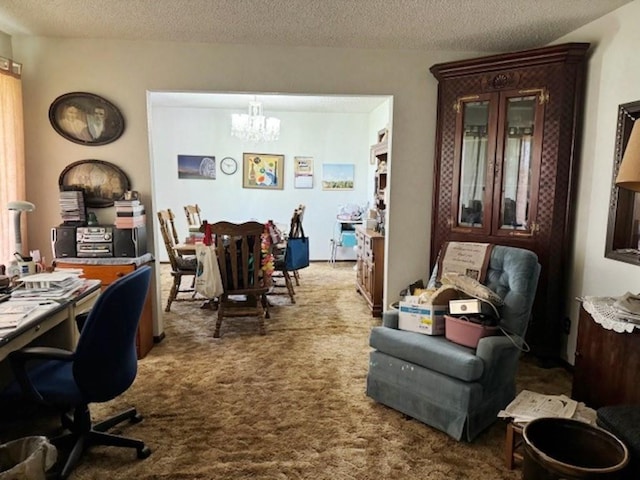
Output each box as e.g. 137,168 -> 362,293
49,92 -> 125,146
58,159 -> 131,208
294,156 -> 314,189
322,163 -> 355,190
243,153 -> 284,190
177,155 -> 216,179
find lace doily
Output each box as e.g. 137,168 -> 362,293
581,296 -> 640,333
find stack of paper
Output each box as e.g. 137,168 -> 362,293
0,302 -> 40,333
12,272 -> 84,300
498,390 -> 578,424
613,292 -> 640,324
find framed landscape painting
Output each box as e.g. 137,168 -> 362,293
177,155 -> 216,179
243,153 -> 284,190
322,163 -> 354,190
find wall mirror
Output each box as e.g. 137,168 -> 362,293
605,100 -> 640,264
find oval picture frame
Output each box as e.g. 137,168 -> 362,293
49,92 -> 125,146
59,159 -> 131,208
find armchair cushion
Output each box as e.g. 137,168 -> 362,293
370,323 -> 484,382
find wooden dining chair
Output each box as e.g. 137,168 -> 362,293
209,221 -> 270,338
290,205 -> 306,286
157,210 -> 198,312
184,204 -> 202,230
269,209 -> 301,303
158,208 -> 180,246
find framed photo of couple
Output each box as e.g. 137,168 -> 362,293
49,92 -> 125,146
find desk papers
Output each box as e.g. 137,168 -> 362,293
0,301 -> 55,337
12,272 -> 84,300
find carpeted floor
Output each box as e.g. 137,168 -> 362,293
0,261 -> 572,479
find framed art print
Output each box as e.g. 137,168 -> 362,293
177,155 -> 216,179
322,163 -> 354,190
243,153 -> 284,190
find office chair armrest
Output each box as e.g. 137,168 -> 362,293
8,347 -> 74,404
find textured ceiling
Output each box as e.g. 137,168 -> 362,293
0,0 -> 630,113
0,0 -> 632,52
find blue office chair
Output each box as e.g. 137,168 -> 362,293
4,265 -> 152,479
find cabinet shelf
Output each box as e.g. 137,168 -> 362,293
371,128 -> 389,213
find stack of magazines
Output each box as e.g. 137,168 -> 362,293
613,292 -> 640,324
12,272 -> 84,300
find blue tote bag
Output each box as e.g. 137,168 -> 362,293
285,216 -> 309,270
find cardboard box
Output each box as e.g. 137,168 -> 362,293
398,297 -> 448,335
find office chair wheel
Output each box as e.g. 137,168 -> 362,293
131,413 -> 144,424
137,446 -> 152,459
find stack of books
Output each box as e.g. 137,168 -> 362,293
115,199 -> 146,229
12,272 -> 85,300
59,189 -> 87,225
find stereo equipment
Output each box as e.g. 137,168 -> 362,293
77,243 -> 114,258
113,226 -> 147,258
51,226 -> 77,258
76,226 -> 113,244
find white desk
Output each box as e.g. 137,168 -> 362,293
0,280 -> 101,362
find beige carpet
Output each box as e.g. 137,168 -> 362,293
1,262 -> 572,479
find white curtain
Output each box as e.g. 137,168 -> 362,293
0,58 -> 26,264
460,134 -> 487,217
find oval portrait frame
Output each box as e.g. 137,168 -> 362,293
59,159 -> 131,208
49,92 -> 125,146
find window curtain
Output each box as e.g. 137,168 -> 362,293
0,58 -> 26,264
460,133 -> 487,220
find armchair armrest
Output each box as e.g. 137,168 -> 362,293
475,336 -> 522,391
382,310 -> 399,329
8,347 -> 74,404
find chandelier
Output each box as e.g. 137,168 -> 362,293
231,101 -> 281,142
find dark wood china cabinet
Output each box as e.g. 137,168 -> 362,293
430,43 -> 590,361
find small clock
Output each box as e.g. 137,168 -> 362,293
220,156 -> 238,175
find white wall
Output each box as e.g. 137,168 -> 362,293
150,105 -> 379,261
555,0 -> 640,363
10,36 -> 475,336
0,31 -> 10,58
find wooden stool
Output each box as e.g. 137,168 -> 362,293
505,421 -> 524,469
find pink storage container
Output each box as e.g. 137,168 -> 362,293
444,315 -> 500,348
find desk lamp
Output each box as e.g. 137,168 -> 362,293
7,200 -> 35,258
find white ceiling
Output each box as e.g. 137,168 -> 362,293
0,0 -> 631,52
0,0 -> 631,113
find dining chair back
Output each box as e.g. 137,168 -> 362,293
157,210 -> 198,311
157,208 -> 180,246
184,204 -> 202,229
209,221 -> 270,337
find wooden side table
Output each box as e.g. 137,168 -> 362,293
505,421 -> 524,470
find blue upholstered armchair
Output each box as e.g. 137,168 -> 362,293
366,245 -> 540,441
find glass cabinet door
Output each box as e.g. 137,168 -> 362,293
494,91 -> 544,236
452,95 -> 497,233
